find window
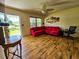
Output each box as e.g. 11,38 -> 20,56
30,17 -> 42,28
30,17 -> 36,28
37,18 -> 42,27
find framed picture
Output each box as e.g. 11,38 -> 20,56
46,17 -> 60,23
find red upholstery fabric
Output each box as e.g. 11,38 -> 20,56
30,27 -> 44,36
30,26 -> 61,36
45,27 -> 61,36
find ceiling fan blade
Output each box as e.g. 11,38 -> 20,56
47,8 -> 54,11
48,1 -> 71,6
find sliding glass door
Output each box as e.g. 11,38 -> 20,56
0,12 -> 21,39
6,14 -> 21,37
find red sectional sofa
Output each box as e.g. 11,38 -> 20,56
30,26 -> 61,36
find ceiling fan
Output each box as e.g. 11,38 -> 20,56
40,1 -> 72,14
41,3 -> 54,14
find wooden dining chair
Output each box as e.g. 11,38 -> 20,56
0,27 -> 22,59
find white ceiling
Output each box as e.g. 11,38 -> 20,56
0,0 -> 79,14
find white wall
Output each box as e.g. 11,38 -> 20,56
45,6 -> 79,37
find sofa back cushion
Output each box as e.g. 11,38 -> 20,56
30,27 -> 45,32
45,27 -> 51,30
45,26 -> 61,32
52,27 -> 61,31
45,26 -> 60,29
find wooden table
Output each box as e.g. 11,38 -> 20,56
1,36 -> 22,59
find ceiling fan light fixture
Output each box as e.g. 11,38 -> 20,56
41,10 -> 46,14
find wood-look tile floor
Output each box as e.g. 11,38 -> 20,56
10,35 -> 79,59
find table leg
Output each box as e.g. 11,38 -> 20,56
20,43 -> 22,59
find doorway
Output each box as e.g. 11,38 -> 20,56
6,14 -> 21,39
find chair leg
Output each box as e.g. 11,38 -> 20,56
4,48 -> 8,59
7,49 -> 9,57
